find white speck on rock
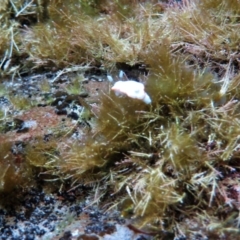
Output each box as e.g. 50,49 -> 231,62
103,224 -> 151,240
22,120 -> 38,129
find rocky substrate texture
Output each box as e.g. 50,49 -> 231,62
0,67 -> 154,240
0,187 -> 151,240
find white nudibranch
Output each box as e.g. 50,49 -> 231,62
111,80 -> 152,104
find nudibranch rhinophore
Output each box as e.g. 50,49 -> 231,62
111,80 -> 152,104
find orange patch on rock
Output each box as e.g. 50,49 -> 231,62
0,106 -> 74,144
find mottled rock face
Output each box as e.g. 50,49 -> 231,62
0,186 -> 150,240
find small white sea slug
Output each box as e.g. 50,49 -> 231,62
111,80 -> 152,104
